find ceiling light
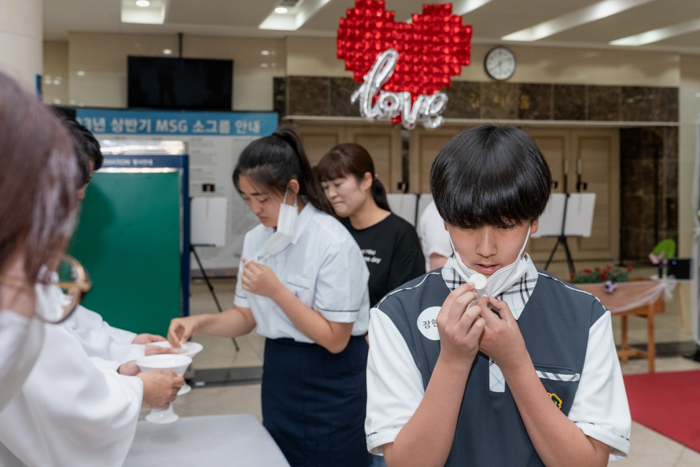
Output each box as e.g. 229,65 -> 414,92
77,71 -> 85,76
261,63 -> 269,67
261,0 -> 330,31
122,0 -> 167,24
452,0 -> 493,16
163,49 -> 172,55
502,0 -> 653,42
610,17 -> 700,46
261,50 -> 270,55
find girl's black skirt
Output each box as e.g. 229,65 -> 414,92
261,336 -> 371,467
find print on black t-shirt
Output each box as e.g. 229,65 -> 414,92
340,214 -> 425,307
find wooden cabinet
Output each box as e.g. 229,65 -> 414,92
293,121 -> 620,263
294,122 -> 402,192
527,128 -> 620,263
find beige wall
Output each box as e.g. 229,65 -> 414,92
678,55 -> 700,258
43,41 -> 69,106
66,33 -> 285,110
45,33 -> 696,255
284,37 -> 680,87
0,0 -> 42,92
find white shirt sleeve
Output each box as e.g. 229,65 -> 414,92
568,309 -> 631,459
67,305 -> 137,344
366,308 -> 425,455
61,307 -> 146,364
314,240 -> 370,323
418,202 -> 451,270
0,325 -> 142,467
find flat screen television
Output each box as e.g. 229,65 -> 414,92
127,56 -> 233,110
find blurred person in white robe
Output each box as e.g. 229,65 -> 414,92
0,97 -> 185,466
57,118 -> 175,376
0,71 -> 80,411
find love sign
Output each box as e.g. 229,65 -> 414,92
337,0 -> 472,130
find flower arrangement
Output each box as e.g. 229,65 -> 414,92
571,265 -> 633,284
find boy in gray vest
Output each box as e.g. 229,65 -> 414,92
365,125 -> 631,467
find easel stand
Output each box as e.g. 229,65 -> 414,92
190,244 -> 239,352
544,193 -> 577,276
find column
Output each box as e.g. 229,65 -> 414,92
0,0 -> 42,93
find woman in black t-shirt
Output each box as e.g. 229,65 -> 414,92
317,143 -> 425,307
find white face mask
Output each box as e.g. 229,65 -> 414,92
0,283 -> 52,411
253,187 -> 298,262
448,225 -> 531,299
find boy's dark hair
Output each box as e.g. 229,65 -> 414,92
430,125 -> 551,228
61,117 -> 103,186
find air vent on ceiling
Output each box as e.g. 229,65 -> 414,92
279,0 -> 299,6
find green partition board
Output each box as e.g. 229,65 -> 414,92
70,171 -> 181,336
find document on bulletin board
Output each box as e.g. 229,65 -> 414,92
531,193 -> 596,238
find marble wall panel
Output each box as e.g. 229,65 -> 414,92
273,77 -> 287,119
621,87 -> 654,121
443,81 -> 480,119
480,82 -> 518,120
553,85 -> 585,120
666,198 -> 678,231
330,77 -> 361,117
619,126 -> 678,260
587,86 -> 620,121
656,87 -> 679,122
663,126 -> 679,160
517,83 -> 552,120
287,76 -> 329,116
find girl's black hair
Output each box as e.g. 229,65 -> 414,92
316,143 -> 392,212
233,126 -> 334,216
430,125 -> 551,229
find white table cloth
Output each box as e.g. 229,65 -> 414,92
124,414 -> 290,466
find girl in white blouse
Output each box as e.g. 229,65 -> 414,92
168,128 -> 371,467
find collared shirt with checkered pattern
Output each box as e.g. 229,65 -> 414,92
441,254 -> 539,392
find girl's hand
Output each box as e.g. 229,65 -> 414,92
167,316 -> 199,349
435,283 -> 485,370
477,297 -> 529,372
240,258 -> 283,298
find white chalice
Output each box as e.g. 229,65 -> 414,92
149,341 -> 203,395
136,354 -> 192,424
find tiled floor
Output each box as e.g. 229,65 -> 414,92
169,261 -> 700,466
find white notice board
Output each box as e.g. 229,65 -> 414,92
191,197 -> 228,247
531,193 -> 596,238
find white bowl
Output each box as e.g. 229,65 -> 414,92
149,341 -> 203,359
135,354 -> 192,374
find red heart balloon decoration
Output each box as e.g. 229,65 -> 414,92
337,0 -> 472,100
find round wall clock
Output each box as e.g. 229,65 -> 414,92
484,47 -> 516,81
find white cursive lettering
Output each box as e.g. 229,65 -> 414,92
350,49 -> 448,130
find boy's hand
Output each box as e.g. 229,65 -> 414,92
477,297 -> 529,372
436,283 -> 486,370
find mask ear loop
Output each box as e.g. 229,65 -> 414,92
282,185 -> 298,209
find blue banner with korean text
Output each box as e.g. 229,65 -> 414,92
75,109 -> 277,137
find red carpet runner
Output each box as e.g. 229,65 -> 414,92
624,370 -> 700,452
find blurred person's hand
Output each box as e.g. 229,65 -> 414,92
138,370 -> 185,409
132,333 -> 166,345
117,361 -> 140,376
145,344 -> 176,356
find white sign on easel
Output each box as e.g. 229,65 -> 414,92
531,193 -> 596,238
191,197 -> 227,247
